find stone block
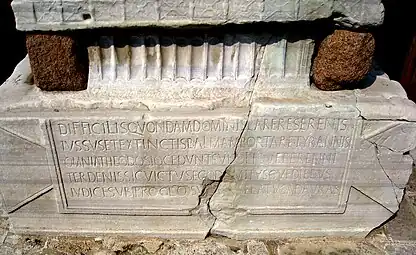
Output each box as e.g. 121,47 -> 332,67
0,56 -> 414,238
312,30 -> 375,91
26,33 -> 88,91
11,0 -> 384,31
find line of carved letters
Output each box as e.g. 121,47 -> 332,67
58,135 -> 352,151
56,118 -> 352,135
66,167 -> 339,184
52,117 -> 354,200
69,183 -> 341,199
62,152 -> 338,167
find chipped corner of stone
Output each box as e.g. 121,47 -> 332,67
358,118 -> 416,214
190,180 -> 219,225
3,55 -> 31,85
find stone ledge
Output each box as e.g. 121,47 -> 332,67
11,0 -> 384,31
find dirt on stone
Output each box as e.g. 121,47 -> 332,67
0,230 -> 394,255
0,217 -> 412,255
312,30 -> 375,91
46,236 -> 97,255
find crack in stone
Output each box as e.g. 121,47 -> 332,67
225,0 -> 231,20
349,186 -> 395,214
0,232 -> 7,245
356,96 -> 415,212
362,117 -> 416,122
354,90 -> 413,205
139,102 -> 150,111
353,89 -> 365,120
191,179 -> 216,213
205,113 -> 250,237
374,143 -> 396,153
203,38 -> 267,237
353,90 -> 416,123
365,118 -> 416,123
372,143 -> 401,205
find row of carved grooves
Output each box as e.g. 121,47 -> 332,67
88,35 -> 316,84
83,21 -> 328,85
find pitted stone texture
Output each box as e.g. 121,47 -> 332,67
312,30 -> 375,91
26,34 -> 88,91
12,0 -> 384,31
385,193 -> 416,241
246,240 -> 269,255
275,239 -> 386,255
165,239 -> 238,255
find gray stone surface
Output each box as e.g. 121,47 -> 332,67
87,34 -> 314,100
0,57 -> 415,239
11,0 -> 384,31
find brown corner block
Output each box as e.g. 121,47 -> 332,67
312,30 -> 375,91
26,33 -> 88,91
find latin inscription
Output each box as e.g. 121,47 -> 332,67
56,117 -> 349,136
50,116 -> 357,214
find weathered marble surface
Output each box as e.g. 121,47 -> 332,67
11,0 -> 384,31
0,57 -> 414,239
88,34 -> 314,92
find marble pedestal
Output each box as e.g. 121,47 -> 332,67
0,57 -> 415,239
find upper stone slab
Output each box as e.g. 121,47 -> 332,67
12,0 -> 384,31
